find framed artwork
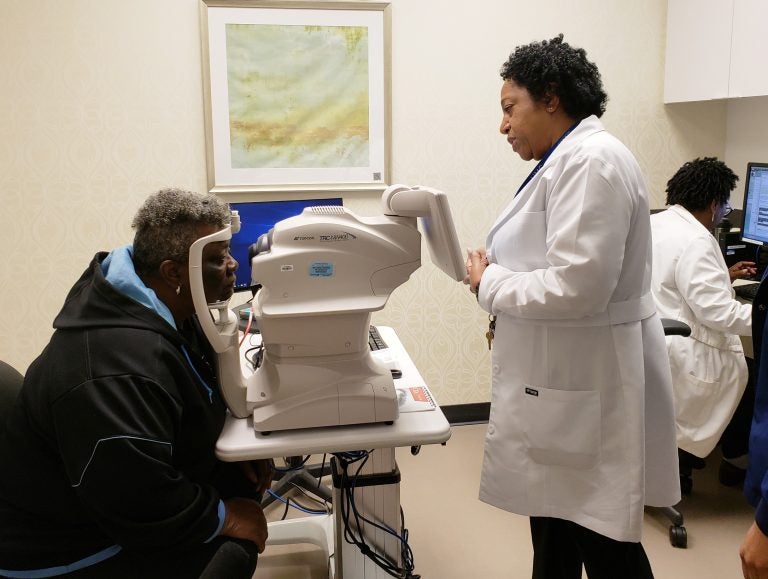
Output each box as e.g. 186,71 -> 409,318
200,0 -> 391,195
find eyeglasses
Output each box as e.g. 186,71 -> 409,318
722,203 -> 733,218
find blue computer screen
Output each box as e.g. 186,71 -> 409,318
228,197 -> 343,292
740,163 -> 768,246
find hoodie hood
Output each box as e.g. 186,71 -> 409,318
53,251 -> 181,345
101,245 -> 176,329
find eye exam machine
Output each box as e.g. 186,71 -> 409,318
189,184 -> 465,433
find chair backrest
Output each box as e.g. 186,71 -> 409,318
660,318 -> 692,337
0,360 -> 24,425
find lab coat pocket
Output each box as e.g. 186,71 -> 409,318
522,385 -> 601,469
675,372 -> 723,428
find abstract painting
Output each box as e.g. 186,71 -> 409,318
201,1 -> 390,194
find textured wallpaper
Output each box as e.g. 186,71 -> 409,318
0,0 -> 739,406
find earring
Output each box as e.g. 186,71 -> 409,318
175,285 -> 181,295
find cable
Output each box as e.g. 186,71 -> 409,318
243,344 -> 263,371
288,482 -> 331,514
280,494 -> 290,521
338,453 -> 404,577
332,451 -> 419,578
274,455 -> 311,472
238,312 -> 254,346
266,489 -> 327,516
316,453 -> 328,490
238,298 -> 256,347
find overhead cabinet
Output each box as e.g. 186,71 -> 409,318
664,0 -> 768,103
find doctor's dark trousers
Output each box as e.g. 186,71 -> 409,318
530,517 -> 654,579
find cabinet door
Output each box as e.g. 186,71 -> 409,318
664,0 -> 734,103
729,0 -> 768,98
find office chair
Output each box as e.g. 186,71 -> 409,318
658,318 -> 692,548
0,360 -> 23,425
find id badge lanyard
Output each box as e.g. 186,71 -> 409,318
516,120 -> 580,196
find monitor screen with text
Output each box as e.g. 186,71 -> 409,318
741,163 -> 768,246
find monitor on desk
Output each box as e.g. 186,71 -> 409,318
740,162 -> 768,247
229,197 -> 343,292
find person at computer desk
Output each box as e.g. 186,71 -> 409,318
650,157 -> 754,486
466,35 -> 680,579
0,189 -> 272,579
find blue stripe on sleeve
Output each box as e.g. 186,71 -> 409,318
204,499 -> 226,543
0,545 -> 121,578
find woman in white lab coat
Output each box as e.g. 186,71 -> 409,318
650,158 -> 753,471
467,35 -> 680,579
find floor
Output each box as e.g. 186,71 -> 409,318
254,424 -> 754,578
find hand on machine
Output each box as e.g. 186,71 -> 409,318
189,185 -> 464,433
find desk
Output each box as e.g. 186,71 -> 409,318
216,326 -> 451,578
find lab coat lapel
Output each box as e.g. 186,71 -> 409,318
485,176 -> 532,246
487,116 -> 605,249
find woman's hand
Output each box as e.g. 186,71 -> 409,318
740,521 -> 768,578
730,261 -> 757,282
466,248 -> 488,296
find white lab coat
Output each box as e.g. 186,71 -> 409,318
477,116 -> 680,542
650,205 -> 751,458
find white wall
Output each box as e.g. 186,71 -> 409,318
726,96 -> 768,207
0,0 -> 727,404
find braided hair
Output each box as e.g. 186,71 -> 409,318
499,34 -> 607,120
665,157 -> 738,211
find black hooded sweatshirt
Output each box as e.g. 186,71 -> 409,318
0,252 -> 249,573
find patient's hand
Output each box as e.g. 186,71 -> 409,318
730,261 -> 757,283
222,497 -> 268,553
740,521 -> 768,578
239,459 -> 275,497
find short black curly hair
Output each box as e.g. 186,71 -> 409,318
500,34 -> 607,120
665,157 -> 738,212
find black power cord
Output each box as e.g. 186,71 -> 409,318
333,451 -> 420,579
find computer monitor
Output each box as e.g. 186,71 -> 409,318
740,162 -> 768,246
228,197 -> 343,292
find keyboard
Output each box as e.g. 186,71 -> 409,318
368,325 -> 388,350
735,282 -> 760,301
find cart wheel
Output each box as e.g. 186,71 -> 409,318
669,525 -> 687,548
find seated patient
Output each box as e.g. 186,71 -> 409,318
650,157 -> 754,483
0,189 -> 272,579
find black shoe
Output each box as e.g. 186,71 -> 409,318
719,459 -> 747,487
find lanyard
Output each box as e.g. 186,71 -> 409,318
516,121 -> 580,195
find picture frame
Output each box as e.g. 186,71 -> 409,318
199,0 -> 392,195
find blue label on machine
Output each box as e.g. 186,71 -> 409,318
309,262 -> 334,277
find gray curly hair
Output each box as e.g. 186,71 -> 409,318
131,188 -> 231,276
